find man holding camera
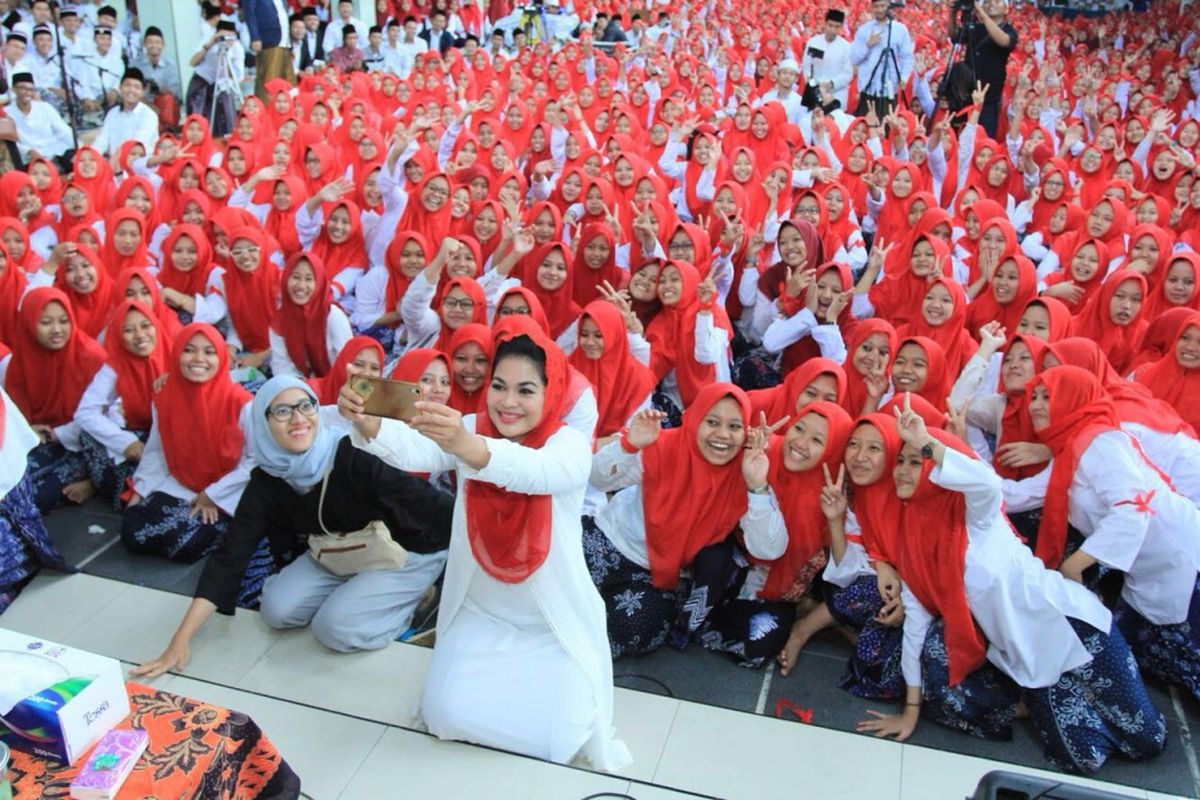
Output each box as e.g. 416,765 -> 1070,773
801,9 -> 853,111
851,0 -> 914,119
948,0 -> 1016,139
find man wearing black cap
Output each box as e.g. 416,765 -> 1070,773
132,26 -> 182,131
328,24 -> 364,72
75,25 -> 124,111
187,17 -> 244,136
0,70 -> 74,171
801,9 -> 854,111
362,25 -> 400,73
0,31 -> 36,103
244,0 -> 294,98
299,6 -> 328,72
91,66 -> 160,158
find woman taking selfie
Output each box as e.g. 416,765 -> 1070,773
338,327 -> 630,772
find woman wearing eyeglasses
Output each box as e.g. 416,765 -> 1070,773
120,324 -> 255,563
133,375 -> 454,679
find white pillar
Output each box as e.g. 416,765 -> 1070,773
138,2 -> 202,100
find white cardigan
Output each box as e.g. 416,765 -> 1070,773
352,416 -> 632,772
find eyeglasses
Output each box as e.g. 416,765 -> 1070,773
443,298 -> 476,311
498,305 -> 530,316
424,185 -> 450,198
668,241 -> 694,254
231,246 -> 261,258
266,398 -> 318,422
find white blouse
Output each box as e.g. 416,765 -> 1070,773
131,402 -> 255,516
267,306 -> 353,378
1002,431 -> 1200,626
901,448 -> 1110,691
74,364 -> 141,461
351,416 -> 632,772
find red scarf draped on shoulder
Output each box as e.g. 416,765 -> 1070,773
466,325 -> 569,582
443,322 -> 494,414
223,226 -> 281,352
641,383 -> 751,590
842,319 -> 898,418
310,336 -> 385,405
1130,312 -> 1200,433
6,287 -> 106,427
898,428 -> 988,686
646,260 -> 732,407
272,252 -> 336,377
849,414 -> 904,564
1072,269 -> 1148,375
759,401 -> 854,601
746,357 -> 847,423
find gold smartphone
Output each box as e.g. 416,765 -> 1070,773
349,376 -> 424,421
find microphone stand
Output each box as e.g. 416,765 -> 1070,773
48,0 -> 78,151
73,57 -> 124,115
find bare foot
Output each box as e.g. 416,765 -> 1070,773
776,603 -> 836,677
62,479 -> 95,505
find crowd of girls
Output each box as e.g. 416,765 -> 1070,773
3,0 -> 1200,778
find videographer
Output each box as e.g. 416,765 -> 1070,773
851,0 -> 914,119
947,0 -> 1017,138
801,9 -> 853,111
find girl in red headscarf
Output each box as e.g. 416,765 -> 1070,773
70,147 -> 115,219
309,336 -> 384,406
569,301 -> 655,442
114,267 -> 182,344
298,192 -> 371,308
585,384 -> 755,656
340,324 -> 630,771
76,300 -> 169,509
157,225 -> 215,326
857,231 -> 952,330
860,398 -> 1162,775
571,224 -> 623,308
100,208 -> 157,277
745,357 -> 847,424
891,337 -> 950,413
4,287 -> 106,511
401,245 -> 489,354
705,402 -> 854,670
443,322 -> 493,414
1005,367 -> 1200,710
269,252 -> 353,379
1143,252 -> 1200,320
1041,237 -> 1110,314
841,319 -> 898,418
897,276 -> 979,378
762,262 -> 857,378
218,226 -> 281,375
349,231 -> 429,356
1132,312 -> 1200,434
122,324 -> 253,562
53,245 -> 116,339
646,260 -> 733,417
964,249 -> 1038,337
1072,270 -> 1148,375
0,242 -> 25,345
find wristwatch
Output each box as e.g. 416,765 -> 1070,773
920,441 -> 936,461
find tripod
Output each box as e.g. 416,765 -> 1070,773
936,5 -> 980,131
858,6 -> 904,118
48,1 -> 78,151
208,39 -> 242,138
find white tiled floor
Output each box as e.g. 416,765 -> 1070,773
2,573 -> 1183,800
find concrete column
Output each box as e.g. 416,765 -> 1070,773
138,2 -> 202,99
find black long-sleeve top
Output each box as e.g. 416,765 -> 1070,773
196,438 -> 454,615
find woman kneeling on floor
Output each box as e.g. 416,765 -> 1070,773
135,376 -> 455,677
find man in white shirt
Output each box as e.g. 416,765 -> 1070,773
391,16 -> 427,78
850,0 -> 914,117
363,26 -> 402,73
1,71 -> 74,170
186,19 -> 244,136
57,7 -> 94,58
757,58 -> 806,125
91,67 -> 160,158
322,0 -> 365,55
14,0 -> 60,48
0,32 -> 37,104
801,9 -> 854,111
74,26 -> 123,111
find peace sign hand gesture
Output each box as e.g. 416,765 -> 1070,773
742,413 -> 786,490
819,464 -> 848,521
893,392 -> 929,449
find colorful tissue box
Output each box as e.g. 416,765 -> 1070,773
69,728 -> 148,800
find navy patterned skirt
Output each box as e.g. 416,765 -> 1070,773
920,619 -> 1022,741
26,442 -> 88,513
80,431 -> 149,511
0,468 -> 72,614
827,575 -> 905,699
120,491 -> 231,563
1114,576 -> 1200,706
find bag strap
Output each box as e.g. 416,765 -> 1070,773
316,463 -> 335,536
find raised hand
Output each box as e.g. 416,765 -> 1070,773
945,397 -> 970,444
826,289 -> 852,323
819,463 -> 848,521
784,265 -> 813,299
995,441 -> 1052,468
625,408 -> 666,449
978,321 -> 1006,352
971,81 -> 990,107
893,392 -> 929,449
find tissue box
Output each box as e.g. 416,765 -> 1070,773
69,728 -> 148,799
0,628 -> 128,764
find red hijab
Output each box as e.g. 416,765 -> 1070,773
965,252 -> 1039,337
154,324 -> 250,493
1029,366 -> 1125,568
465,325 -> 569,582
310,336 -> 385,405
1131,312 -> 1200,433
0,242 -> 26,345
1072,270 -> 1148,375
311,201 -> 369,284
384,232 -> 429,323
6,287 -> 106,427
747,357 -> 847,423
842,319 -> 898,418
114,267 -> 182,345
525,243 -> 582,339
995,335 -> 1050,480
70,146 -> 116,216
759,402 -> 854,601
434,277 -> 488,352
224,227 -> 281,352
848,414 -> 904,565
897,428 -> 988,686
264,176 -> 307,257
897,336 -> 950,413
272,252 -> 336,377
158,224 -> 214,299
53,245 -> 115,339
569,301 -> 656,439
641,383 -> 752,590
397,173 -> 454,245
646,260 -> 732,407
100,208 -> 155,277
1144,252 -> 1200,320
870,234 -> 952,329
103,300 -> 170,431
571,224 -> 622,308
444,322 -> 494,414
897,276 -> 979,378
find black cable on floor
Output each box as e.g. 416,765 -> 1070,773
612,673 -> 675,698
578,794 -> 637,800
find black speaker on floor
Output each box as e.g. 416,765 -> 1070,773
969,770 -> 1141,800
